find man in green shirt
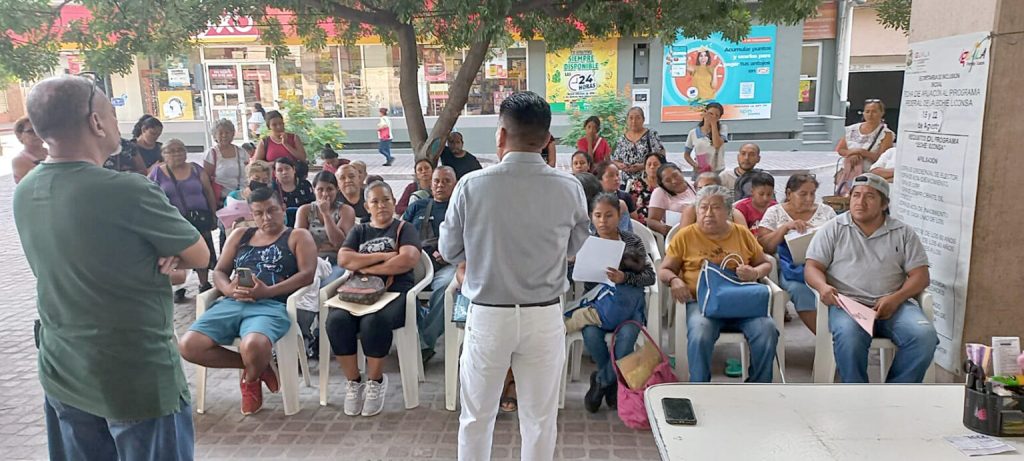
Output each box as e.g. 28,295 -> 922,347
14,76 -> 210,460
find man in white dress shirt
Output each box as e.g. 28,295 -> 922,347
440,91 -> 590,461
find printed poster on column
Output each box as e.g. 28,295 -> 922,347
661,25 -> 776,121
893,32 -> 991,372
546,39 -> 617,113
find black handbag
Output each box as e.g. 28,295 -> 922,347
337,221 -> 405,305
167,164 -> 215,232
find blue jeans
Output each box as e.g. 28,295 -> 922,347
829,301 -> 938,383
379,139 -> 393,162
45,394 -> 194,461
685,301 -> 778,382
582,318 -> 642,387
418,264 -> 457,352
779,273 -> 816,312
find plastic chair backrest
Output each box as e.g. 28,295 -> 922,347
630,219 -> 661,262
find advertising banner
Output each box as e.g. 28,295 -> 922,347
893,32 -> 992,372
546,39 -> 618,113
158,90 -> 194,121
661,25 -> 776,121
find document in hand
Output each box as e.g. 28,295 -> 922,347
784,228 -> 817,264
571,236 -> 626,286
837,294 -> 876,336
665,210 -> 682,227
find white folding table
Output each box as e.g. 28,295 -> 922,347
645,383 -> 1024,460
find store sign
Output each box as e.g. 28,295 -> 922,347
485,48 -> 508,79
167,68 -> 191,87
423,48 -> 447,82
545,39 -> 618,113
158,90 -> 194,121
661,25 -> 776,121
199,14 -> 258,38
803,0 -> 838,41
242,69 -> 271,80
893,32 -> 991,372
208,66 -> 238,90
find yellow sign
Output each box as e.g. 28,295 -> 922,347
546,39 -> 618,113
157,90 -> 194,121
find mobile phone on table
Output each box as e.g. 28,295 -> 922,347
236,268 -> 255,288
662,397 -> 697,425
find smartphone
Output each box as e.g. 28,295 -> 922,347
662,397 -> 697,425
236,268 -> 255,288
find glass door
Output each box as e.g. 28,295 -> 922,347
205,62 -> 278,142
798,43 -> 822,114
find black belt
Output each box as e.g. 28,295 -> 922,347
474,298 -> 561,308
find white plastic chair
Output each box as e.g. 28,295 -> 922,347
318,250 -> 433,409
559,225 -> 662,408
673,277 -> 787,382
811,290 -> 936,383
443,277 -> 465,411
193,282 -> 315,416
660,224 -> 684,350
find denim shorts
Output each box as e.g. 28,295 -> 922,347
189,298 -> 292,345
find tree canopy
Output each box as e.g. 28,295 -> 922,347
1,0 -> 822,157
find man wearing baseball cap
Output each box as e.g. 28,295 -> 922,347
804,173 -> 937,383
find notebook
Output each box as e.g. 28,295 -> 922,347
784,228 -> 817,264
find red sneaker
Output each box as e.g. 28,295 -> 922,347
240,378 -> 263,415
260,365 -> 280,394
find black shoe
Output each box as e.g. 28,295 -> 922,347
173,288 -> 186,304
421,348 -> 436,367
199,283 -> 213,293
584,371 -> 605,413
383,160 -> 393,166
604,379 -> 618,409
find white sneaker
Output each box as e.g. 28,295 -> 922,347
361,374 -> 388,417
343,379 -> 365,416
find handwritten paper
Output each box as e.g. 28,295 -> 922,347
837,294 -> 876,336
945,434 -> 1017,457
571,237 -> 626,286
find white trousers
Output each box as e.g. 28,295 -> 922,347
457,303 -> 565,461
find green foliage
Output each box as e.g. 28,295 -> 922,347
875,0 -> 912,35
260,100 -> 346,162
560,91 -> 630,152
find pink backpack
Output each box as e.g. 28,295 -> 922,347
611,320 -> 679,429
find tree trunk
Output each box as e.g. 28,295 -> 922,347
420,31 -> 496,162
396,24 -> 427,154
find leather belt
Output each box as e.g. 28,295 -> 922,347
474,298 -> 561,308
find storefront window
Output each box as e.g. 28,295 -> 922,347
338,46 -> 369,117
300,46 -> 342,117
139,52 -> 204,122
361,44 -> 404,116
421,46 -> 464,116
275,46 -> 302,106
468,47 -> 527,115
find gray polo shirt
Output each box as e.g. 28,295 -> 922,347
806,213 -> 929,306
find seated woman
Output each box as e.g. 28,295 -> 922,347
576,116 -> 611,164
396,158 -> 433,215
326,181 -> 421,417
296,171 -> 357,285
178,187 -> 317,415
658,185 -> 778,382
337,164 -> 370,224
565,193 -> 655,413
272,157 -> 315,212
627,152 -> 665,225
593,161 -> 636,232
681,172 -> 747,227
756,174 -> 836,333
647,163 -> 697,235
571,150 -> 594,175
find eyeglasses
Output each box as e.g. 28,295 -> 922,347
85,85 -> 96,121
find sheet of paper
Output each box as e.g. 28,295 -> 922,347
784,228 -> 817,264
945,434 -> 1018,456
571,237 -> 626,286
837,294 -> 876,336
665,210 -> 682,227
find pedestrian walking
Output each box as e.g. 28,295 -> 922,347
14,76 -> 210,460
377,108 -> 394,166
440,91 -> 590,461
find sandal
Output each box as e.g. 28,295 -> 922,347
500,379 -> 517,412
725,358 -> 743,378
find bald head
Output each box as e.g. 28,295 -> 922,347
26,76 -> 97,141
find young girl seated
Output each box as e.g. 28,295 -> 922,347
565,193 -> 656,333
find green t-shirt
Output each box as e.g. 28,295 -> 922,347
14,162 -> 201,420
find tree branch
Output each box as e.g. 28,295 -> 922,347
295,0 -> 398,28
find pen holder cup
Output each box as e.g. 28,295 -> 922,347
964,386 -> 1024,437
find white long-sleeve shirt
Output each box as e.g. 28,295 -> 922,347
439,152 -> 590,305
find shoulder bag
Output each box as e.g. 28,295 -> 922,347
611,320 -> 678,430
337,220 -> 406,305
696,254 -> 772,319
168,164 -> 215,232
